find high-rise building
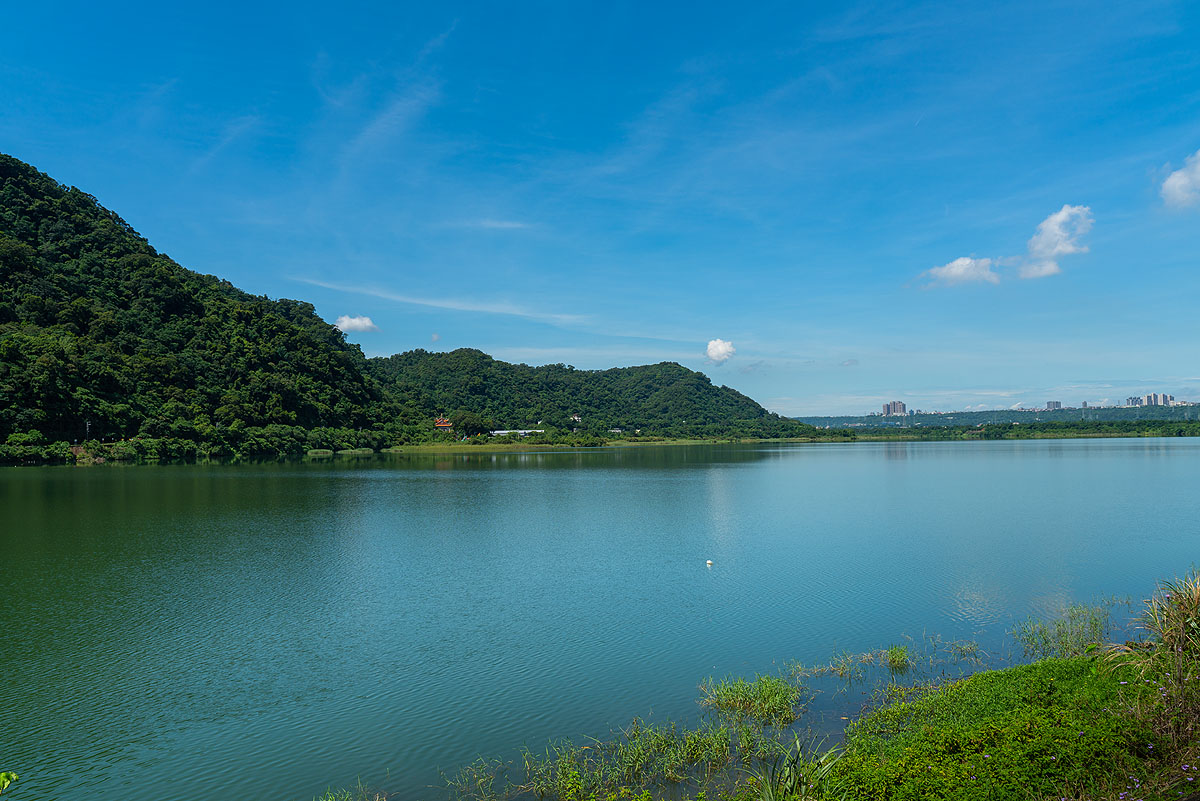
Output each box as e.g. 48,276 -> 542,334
1081,401 -> 1088,409
883,401 -> 907,416
1126,393 -> 1175,407
1046,401 -> 1062,410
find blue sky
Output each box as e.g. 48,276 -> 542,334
2,1 -> 1199,415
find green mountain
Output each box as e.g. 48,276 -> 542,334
0,153 -> 396,450
368,348 -> 806,437
0,153 -> 812,461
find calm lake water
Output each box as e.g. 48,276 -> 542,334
3,438 -> 1198,800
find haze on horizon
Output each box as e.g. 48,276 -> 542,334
1,1 -> 1198,416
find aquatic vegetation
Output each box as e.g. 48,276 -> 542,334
944,638 -> 984,663
0,772 -> 17,796
312,782 -> 387,801
515,721 -> 738,800
445,757 -> 509,801
697,674 -> 806,727
743,736 -> 844,801
1013,600 -> 1115,659
883,645 -> 910,674
419,574 -> 1200,800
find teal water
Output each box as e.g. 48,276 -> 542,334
2,439 -> 1198,800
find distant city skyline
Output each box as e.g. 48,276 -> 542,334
860,390 -> 1192,417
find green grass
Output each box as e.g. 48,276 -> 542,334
830,657 -> 1162,800
305,448 -> 333,457
883,645 -> 910,674
697,674 -> 806,728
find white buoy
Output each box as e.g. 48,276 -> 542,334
706,560 -> 714,567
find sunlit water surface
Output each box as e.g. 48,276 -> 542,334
3,439 -> 1198,799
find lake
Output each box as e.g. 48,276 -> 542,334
2,438 -> 1197,800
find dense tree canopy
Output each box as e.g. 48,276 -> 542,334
368,348 -> 810,438
0,153 -> 402,448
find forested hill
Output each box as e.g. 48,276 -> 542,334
0,153 -> 398,447
368,348 -> 807,437
0,152 -> 813,460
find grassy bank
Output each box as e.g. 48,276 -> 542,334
312,570 -> 1199,801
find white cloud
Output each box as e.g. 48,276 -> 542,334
1162,149 -> 1200,208
923,257 -> 998,286
1021,204 -> 1092,279
335,315 -> 379,332
431,332 -> 441,342
706,338 -> 736,363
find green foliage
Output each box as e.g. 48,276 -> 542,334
368,348 -> 816,440
743,736 -> 844,801
0,772 -> 16,795
831,657 -> 1161,800
1013,600 -> 1115,659
698,674 -> 806,728
514,721 -> 736,801
884,645 -> 910,674
0,153 -> 403,454
1107,568 -> 1200,747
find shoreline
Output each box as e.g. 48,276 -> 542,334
3,428 -> 1198,468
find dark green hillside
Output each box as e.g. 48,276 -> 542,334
0,153 -> 399,447
368,348 -> 810,438
0,152 -> 814,462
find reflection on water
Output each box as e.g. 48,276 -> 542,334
2,438 -> 1200,801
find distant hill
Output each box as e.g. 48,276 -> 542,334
0,152 -> 811,459
368,348 -> 809,437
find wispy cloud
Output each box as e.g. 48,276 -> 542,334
1021,204 -> 1092,279
1162,148 -> 1200,208
295,277 -> 586,325
334,315 -> 379,332
921,256 -> 998,286
189,115 -> 260,174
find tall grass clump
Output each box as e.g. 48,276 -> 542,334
883,644 -> 910,674
1107,568 -> 1200,746
744,736 -> 844,801
698,674 -> 805,728
313,782 -> 388,801
1013,600 -> 1114,659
